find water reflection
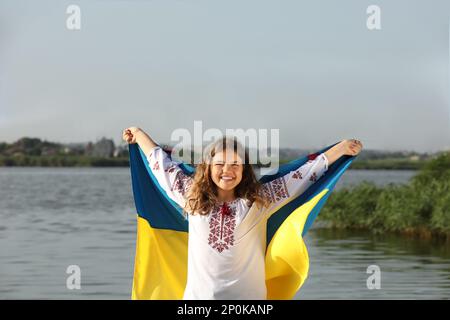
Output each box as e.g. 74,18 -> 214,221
297,228 -> 450,299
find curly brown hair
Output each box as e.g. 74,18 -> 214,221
184,137 -> 268,215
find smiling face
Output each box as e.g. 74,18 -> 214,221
210,150 -> 244,192
185,137 -> 266,215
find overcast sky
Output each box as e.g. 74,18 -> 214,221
0,0 -> 449,152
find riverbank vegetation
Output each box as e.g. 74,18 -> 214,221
319,152 -> 450,239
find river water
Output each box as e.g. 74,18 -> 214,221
0,167 -> 448,299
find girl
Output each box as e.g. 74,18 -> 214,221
123,126 -> 362,300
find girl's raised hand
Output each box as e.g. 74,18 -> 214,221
122,127 -> 141,144
341,139 -> 363,156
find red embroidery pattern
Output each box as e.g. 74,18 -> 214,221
292,170 -> 303,179
308,153 -> 318,161
153,161 -> 160,171
309,172 -> 317,182
172,170 -> 192,196
208,203 -> 237,253
262,177 -> 290,203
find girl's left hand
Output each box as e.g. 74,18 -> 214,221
341,139 -> 363,156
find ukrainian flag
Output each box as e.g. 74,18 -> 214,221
128,143 -> 355,300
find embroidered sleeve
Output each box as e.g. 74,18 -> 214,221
147,146 -> 193,208
261,153 -> 329,217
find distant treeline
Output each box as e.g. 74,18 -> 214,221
349,158 -> 426,170
0,136 -> 444,169
0,137 -> 128,159
0,155 -> 129,167
319,151 -> 450,239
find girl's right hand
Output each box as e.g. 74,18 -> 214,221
122,127 -> 141,144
